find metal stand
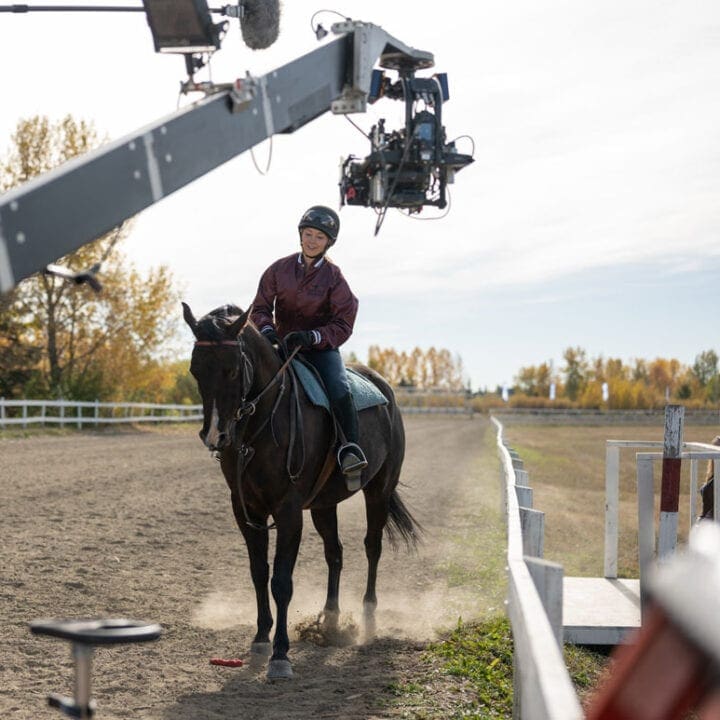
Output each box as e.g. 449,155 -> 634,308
29,618 -> 162,718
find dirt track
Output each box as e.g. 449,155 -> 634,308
1,415 -> 505,719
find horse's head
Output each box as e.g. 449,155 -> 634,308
183,302 -> 253,452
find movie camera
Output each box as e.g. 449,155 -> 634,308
340,53 -> 474,214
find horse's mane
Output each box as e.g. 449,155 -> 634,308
196,304 -> 246,341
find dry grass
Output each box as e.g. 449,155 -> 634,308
502,421 -> 716,578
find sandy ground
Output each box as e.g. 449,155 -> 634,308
1,414 -> 505,720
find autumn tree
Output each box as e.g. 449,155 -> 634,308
0,115 -> 179,400
367,345 -> 465,390
562,346 -> 588,401
515,361 -> 553,397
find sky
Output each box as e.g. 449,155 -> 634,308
1,1 -> 719,391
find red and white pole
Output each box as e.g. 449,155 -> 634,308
658,404 -> 684,561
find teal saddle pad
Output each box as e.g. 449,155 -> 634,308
291,360 -> 388,412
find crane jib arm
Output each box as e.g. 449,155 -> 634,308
0,23 -> 434,292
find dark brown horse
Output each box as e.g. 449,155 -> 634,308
182,303 -> 420,679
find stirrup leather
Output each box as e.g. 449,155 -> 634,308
337,442 -> 368,474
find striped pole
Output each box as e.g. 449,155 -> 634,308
658,405 -> 684,561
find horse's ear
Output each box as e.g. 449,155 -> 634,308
227,306 -> 251,338
182,302 -> 200,339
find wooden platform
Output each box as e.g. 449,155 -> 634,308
563,577 -> 641,645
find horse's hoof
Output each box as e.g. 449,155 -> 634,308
251,641 -> 272,656
249,642 -> 271,667
267,658 -> 293,680
363,602 -> 377,640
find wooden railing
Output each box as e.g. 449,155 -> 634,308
0,398 -> 202,428
492,415 -> 583,719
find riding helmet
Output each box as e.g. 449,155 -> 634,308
298,205 -> 340,245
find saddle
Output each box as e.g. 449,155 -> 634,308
289,358 -> 387,505
290,359 -> 388,412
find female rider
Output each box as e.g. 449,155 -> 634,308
250,205 -> 368,490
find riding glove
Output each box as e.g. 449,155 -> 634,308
284,330 -> 316,351
261,327 -> 281,347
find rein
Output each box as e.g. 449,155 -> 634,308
194,337 -> 304,531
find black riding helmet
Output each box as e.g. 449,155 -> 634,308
298,205 -> 340,246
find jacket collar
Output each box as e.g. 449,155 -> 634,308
297,252 -> 325,269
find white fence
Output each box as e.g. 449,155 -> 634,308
0,398 -> 202,428
492,416 -> 583,720
398,405 -> 473,415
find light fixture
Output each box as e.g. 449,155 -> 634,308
142,0 -> 225,54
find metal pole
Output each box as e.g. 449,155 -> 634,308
72,643 -> 93,720
0,4 -> 229,13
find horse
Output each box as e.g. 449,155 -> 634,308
182,302 -> 420,679
699,435 -> 720,520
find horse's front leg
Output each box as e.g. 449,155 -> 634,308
268,502 -> 303,680
232,492 -> 273,658
311,506 -> 343,627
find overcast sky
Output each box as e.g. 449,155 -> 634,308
1,1 -> 718,390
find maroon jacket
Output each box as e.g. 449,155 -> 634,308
250,253 -> 358,350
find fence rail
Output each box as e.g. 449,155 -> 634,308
492,415 -> 583,719
0,398 -> 202,428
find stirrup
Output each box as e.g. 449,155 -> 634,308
337,442 -> 368,475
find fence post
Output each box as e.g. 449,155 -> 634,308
0,397 -> 4,429
22,400 -> 27,429
77,402 -> 82,429
59,399 -> 65,429
658,405 -> 684,561
689,459 -> 698,525
94,399 -> 99,428
637,456 -> 655,611
520,507 -> 544,558
604,443 -> 620,579
525,557 -> 564,649
515,485 -> 533,509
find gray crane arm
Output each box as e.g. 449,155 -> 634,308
0,22 -> 432,292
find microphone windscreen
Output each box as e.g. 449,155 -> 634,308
241,0 -> 280,50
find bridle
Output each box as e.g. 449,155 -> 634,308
193,334 -> 304,531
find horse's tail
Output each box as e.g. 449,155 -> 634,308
385,489 -> 423,551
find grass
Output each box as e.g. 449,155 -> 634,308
383,616 -> 513,719
384,616 -> 612,718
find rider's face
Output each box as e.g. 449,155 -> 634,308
300,227 -> 330,258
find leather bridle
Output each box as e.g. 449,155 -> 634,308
193,335 -> 304,530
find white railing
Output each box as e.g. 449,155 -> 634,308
492,415 -> 583,720
399,405 -> 473,415
603,439 -> 720,581
0,398 -> 202,428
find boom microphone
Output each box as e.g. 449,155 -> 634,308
240,0 -> 280,50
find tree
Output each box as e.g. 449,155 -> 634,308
562,346 -> 588,401
366,345 -> 465,390
693,350 -> 719,387
0,291 -> 42,397
0,115 -> 179,399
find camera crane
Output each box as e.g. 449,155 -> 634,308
0,4 -> 473,294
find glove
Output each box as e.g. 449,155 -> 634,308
261,327 -> 281,347
284,330 -> 315,352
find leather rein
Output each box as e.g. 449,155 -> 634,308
194,336 -> 304,531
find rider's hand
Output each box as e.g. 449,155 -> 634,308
261,327 -> 281,347
284,330 -> 315,352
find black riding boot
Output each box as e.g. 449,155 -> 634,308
331,392 -> 368,491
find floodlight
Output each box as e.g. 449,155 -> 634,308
142,0 -> 225,54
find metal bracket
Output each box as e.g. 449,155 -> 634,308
330,20 -> 434,115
